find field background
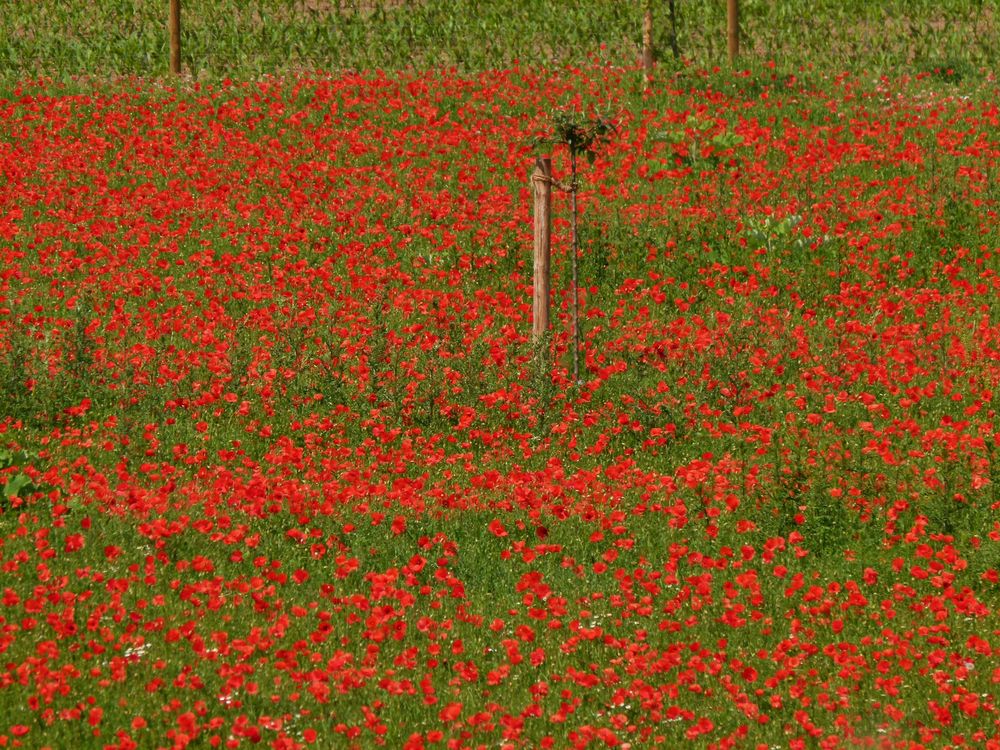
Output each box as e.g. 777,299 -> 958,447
2,1 -> 1000,749
0,0 -> 997,85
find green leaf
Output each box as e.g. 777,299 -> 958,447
0,449 -> 30,470
710,131 -> 744,150
3,473 -> 33,500
651,130 -> 685,146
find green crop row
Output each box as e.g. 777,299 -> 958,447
0,0 -> 996,87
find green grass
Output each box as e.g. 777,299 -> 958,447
0,0 -> 997,88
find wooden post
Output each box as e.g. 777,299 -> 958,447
667,0 -> 679,60
531,157 -> 552,345
727,0 -> 739,65
642,1 -> 654,89
169,0 -> 181,74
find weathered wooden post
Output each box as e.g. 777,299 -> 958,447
642,0 -> 654,89
531,157 -> 552,345
727,0 -> 739,65
667,0 -> 679,60
169,0 -> 181,74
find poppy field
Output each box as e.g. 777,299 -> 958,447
1,58 -> 1000,749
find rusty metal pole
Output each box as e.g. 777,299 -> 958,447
727,0 -> 739,65
169,0 -> 181,74
531,157 -> 552,346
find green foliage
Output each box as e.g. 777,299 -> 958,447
0,0 -> 996,87
535,109 -> 618,169
0,447 -> 43,507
